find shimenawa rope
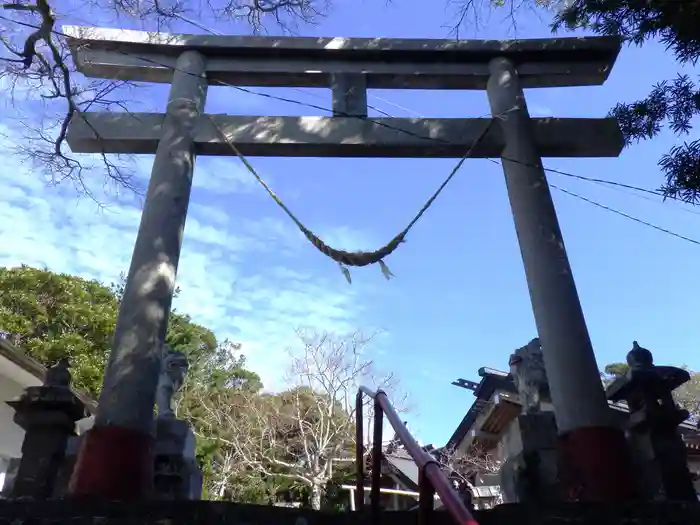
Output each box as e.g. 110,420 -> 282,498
208,111 -> 509,284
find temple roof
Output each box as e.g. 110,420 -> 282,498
446,367 -> 515,449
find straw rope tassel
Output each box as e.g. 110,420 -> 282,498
208,115 -> 500,283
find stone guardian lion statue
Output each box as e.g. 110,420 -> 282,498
508,337 -> 550,414
156,343 -> 189,419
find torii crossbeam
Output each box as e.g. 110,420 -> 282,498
63,26 -> 634,503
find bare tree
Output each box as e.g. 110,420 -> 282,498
170,339 -> 265,501
437,444 -> 502,508
445,0 -> 564,38
675,372 -> 700,421
183,329 -> 404,509
0,0 -> 568,198
439,444 -> 502,485
0,0 -> 329,197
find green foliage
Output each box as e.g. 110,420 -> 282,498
0,265 -> 268,502
0,265 -> 228,398
553,1 -> 700,202
181,332 -> 372,509
600,361 -> 627,388
670,370 -> 700,418
261,385 -> 355,463
554,0 -> 700,59
0,266 -> 364,508
180,348 -> 264,499
322,461 -> 356,511
166,313 -> 218,370
603,361 -> 629,379
0,265 -> 117,397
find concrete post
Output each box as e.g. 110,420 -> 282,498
68,50 -> 208,500
486,57 -> 633,501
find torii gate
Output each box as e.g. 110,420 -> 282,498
63,26 -> 632,501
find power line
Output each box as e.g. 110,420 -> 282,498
2,15 -> 699,247
180,22 -> 700,233
113,47 -> 672,198
287,86 -> 395,118
167,14 -> 419,119
369,93 -> 425,118
581,176 -> 700,217
0,16 -> 674,195
551,185 -> 700,245
480,157 -> 700,218
84,13 -> 673,209
105,43 -> 673,199
179,12 -> 700,224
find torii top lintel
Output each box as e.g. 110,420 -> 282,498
62,25 -> 622,90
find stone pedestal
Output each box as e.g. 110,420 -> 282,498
54,419 -> 203,500
498,412 -> 559,504
52,435 -> 82,498
153,418 -> 202,500
0,458 -> 20,497
4,381 -> 86,499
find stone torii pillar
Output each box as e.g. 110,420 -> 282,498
68,50 -> 208,499
63,26 -> 628,500
487,57 -> 634,501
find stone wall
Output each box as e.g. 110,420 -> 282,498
0,500 -> 698,525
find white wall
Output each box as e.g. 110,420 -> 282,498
0,375 -> 28,459
0,351 -> 43,461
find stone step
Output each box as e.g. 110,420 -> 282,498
0,500 -> 698,525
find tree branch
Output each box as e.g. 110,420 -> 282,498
1,2 -> 139,198
1,0 -> 332,199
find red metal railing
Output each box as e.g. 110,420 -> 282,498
355,386 -> 480,525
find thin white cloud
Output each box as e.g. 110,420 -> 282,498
192,157 -> 263,195
527,103 -> 553,117
0,121 -> 367,391
316,224 -> 380,253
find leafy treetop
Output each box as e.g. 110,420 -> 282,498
0,264 -> 258,398
0,264 -> 117,397
0,265 -> 390,509
553,0 -> 700,203
0,264 -> 270,502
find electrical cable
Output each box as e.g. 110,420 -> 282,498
1,15 -> 698,249
167,12 -> 700,224
551,185 -> 700,245
0,16 -> 674,195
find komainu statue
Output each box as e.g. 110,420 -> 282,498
509,337 -> 550,413
45,358 -> 72,387
156,344 -> 189,419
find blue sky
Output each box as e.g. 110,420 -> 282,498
1,0 -> 699,447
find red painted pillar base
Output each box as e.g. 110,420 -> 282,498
68,425 -> 154,500
557,425 -> 635,502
